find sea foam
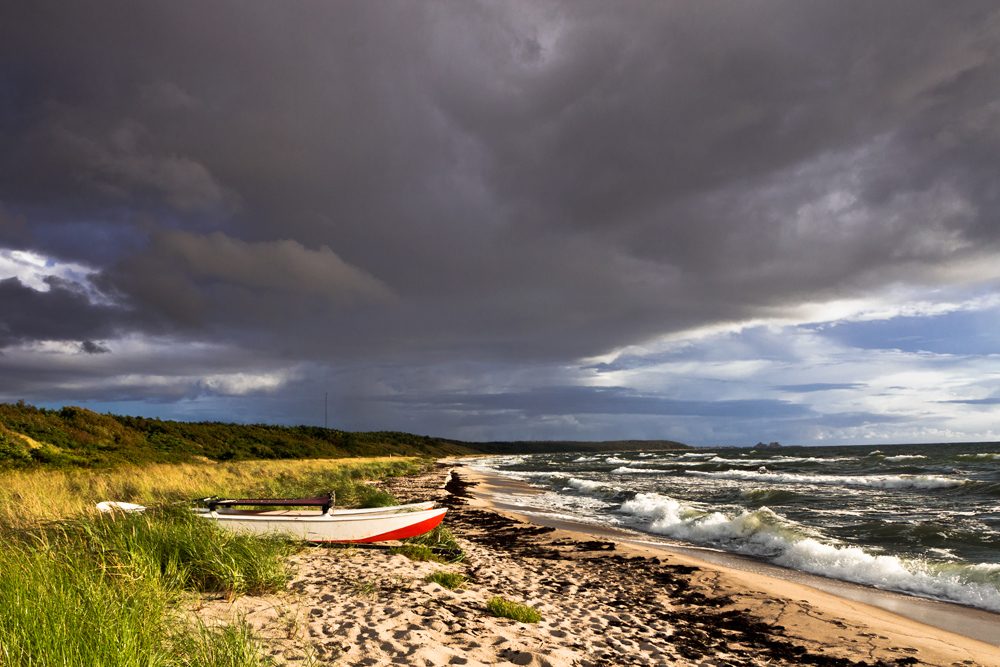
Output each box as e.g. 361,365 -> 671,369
619,492 -> 1000,611
686,469 -> 965,490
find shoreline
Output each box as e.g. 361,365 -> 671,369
466,462 -> 1000,647
440,463 -> 1000,666
202,461 -> 1000,666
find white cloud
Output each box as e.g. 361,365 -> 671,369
0,248 -> 98,292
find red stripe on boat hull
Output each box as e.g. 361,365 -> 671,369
326,510 -> 447,543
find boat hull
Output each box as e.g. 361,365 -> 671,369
199,507 -> 447,543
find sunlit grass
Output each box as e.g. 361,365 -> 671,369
0,456 -> 421,533
403,522 -> 464,562
0,457 -> 427,665
390,543 -> 442,562
486,596 -> 542,623
425,570 -> 466,589
0,508 -> 291,666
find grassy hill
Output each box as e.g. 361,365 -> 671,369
0,401 -> 476,468
0,401 -> 691,470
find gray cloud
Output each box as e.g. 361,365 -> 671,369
97,228 -> 394,329
0,202 -> 30,247
2,1 -> 1000,439
79,340 -> 111,355
0,276 -> 125,348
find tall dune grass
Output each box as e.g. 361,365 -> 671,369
0,457 -> 427,665
0,508 -> 294,666
0,456 -> 422,532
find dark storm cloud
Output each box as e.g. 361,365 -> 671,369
96,227 -> 393,329
79,340 -> 111,355
0,276 -> 124,348
0,203 -> 30,247
2,1 -> 1000,438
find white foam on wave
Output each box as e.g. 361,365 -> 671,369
883,455 -> 928,462
773,540 -> 1000,612
710,455 -> 856,465
955,452 -> 998,461
566,477 -> 620,495
772,455 -> 858,464
611,467 -> 673,474
686,469 -> 965,490
573,456 -> 599,462
470,455 -> 525,471
605,457 -> 631,464
619,492 -> 1000,612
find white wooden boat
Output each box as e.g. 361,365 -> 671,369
191,506 -> 448,543
97,496 -> 445,543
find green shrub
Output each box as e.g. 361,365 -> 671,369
425,570 -> 466,589
486,596 -> 542,623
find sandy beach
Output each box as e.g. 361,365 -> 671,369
196,462 -> 1000,666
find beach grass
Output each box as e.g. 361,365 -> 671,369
0,456 -> 423,533
403,523 -> 464,562
0,457 -> 423,665
426,570 -> 466,589
0,510 -> 290,666
391,543 -> 443,562
486,596 -> 542,623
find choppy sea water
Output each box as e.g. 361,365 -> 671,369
470,442 -> 1000,613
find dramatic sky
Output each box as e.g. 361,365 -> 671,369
2,1 -> 1000,446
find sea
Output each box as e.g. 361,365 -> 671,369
470,441 -> 1000,614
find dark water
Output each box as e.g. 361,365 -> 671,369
473,442 -> 1000,612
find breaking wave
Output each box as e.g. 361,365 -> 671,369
619,493 -> 1000,612
686,469 -> 965,490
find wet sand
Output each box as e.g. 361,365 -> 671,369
195,462 -> 1000,666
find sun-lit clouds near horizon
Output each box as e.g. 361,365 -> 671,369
2,1 -> 1000,446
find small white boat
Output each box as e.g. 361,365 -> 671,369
192,506 -> 448,543
98,496 -> 446,543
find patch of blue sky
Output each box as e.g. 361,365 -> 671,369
807,305 -> 1000,356
29,214 -> 153,265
